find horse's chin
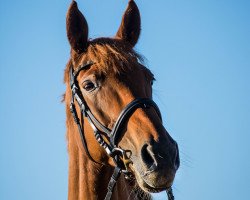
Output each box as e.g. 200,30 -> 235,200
137,176 -> 167,193
130,167 -> 169,193
128,162 -> 175,193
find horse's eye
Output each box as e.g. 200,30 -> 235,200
150,79 -> 155,86
83,81 -> 95,91
151,77 -> 156,86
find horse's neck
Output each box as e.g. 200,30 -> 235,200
67,131 -> 145,200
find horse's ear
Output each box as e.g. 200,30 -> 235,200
116,0 -> 141,47
66,1 -> 88,53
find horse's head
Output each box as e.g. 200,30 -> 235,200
65,0 -> 179,193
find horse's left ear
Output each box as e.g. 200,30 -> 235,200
115,0 -> 141,47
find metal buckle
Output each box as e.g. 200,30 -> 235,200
111,147 -> 133,179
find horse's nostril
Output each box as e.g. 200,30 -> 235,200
141,144 -> 157,169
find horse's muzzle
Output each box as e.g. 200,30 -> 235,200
133,140 -> 179,192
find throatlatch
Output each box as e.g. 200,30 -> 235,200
69,62 -> 174,200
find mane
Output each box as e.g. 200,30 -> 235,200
64,38 -> 145,84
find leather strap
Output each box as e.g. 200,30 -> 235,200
70,64 -> 112,136
167,187 -> 175,200
110,98 -> 162,147
69,101 -> 99,164
104,167 -> 121,200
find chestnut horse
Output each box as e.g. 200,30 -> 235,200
63,1 -> 179,199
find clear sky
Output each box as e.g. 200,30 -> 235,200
0,0 -> 249,199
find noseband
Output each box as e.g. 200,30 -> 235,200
69,62 -> 174,200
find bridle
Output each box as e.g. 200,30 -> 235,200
69,61 -> 175,200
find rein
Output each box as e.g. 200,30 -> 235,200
69,62 -> 174,200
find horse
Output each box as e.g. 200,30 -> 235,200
63,1 -> 180,199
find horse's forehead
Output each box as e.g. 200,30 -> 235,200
70,38 -> 148,80
77,45 -> 139,74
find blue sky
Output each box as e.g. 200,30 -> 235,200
0,0 -> 249,199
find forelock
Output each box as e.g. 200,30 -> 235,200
85,38 -> 144,75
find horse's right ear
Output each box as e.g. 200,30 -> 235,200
66,1 -> 88,54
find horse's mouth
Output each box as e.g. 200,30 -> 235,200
129,165 -> 168,193
140,178 -> 167,193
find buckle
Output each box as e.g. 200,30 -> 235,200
110,147 -> 133,178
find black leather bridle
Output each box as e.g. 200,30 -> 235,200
69,61 -> 174,200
